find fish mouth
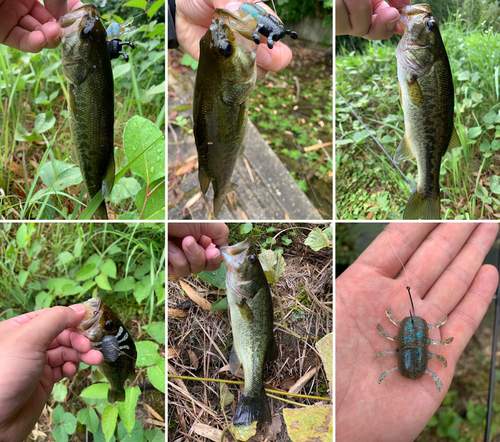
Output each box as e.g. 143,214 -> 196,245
220,239 -> 253,299
398,4 -> 432,33
213,8 -> 258,50
77,297 -> 104,340
58,4 -> 99,38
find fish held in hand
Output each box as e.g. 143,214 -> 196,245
77,297 -> 137,403
60,5 -> 115,219
394,4 -> 460,219
193,9 -> 258,217
220,239 -> 278,427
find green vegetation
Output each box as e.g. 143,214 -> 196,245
0,222 -> 165,441
336,14 -> 500,219
0,2 -> 165,220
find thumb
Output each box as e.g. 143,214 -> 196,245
16,305 -> 86,351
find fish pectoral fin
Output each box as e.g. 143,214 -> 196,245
221,81 -> 254,106
236,299 -> 254,322
70,148 -> 80,166
102,155 -> 115,198
448,127 -> 461,149
394,134 -> 414,163
92,366 -> 106,383
199,167 -> 211,194
229,345 -> 241,374
266,338 -> 279,362
407,77 -> 424,106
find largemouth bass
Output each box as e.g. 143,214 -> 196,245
77,297 -> 136,403
394,4 -> 460,219
220,239 -> 278,427
60,5 -> 115,220
193,9 -> 258,217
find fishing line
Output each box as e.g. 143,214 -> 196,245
336,89 -> 415,191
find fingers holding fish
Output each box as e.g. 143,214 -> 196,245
256,40 -> 292,78
46,342 -> 103,370
168,236 -> 223,276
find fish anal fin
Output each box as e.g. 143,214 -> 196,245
266,337 -> 278,362
229,345 -> 241,374
394,134 -> 414,164
407,77 -> 424,106
449,127 -> 461,149
199,167 -> 211,194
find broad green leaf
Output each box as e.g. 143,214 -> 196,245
100,260 -> 117,279
210,297 -> 228,312
16,223 -> 35,248
147,0 -> 165,18
74,238 -> 84,258
52,382 -> 68,402
468,126 -> 482,139
220,382 -> 234,408
52,425 -> 68,442
46,278 -> 80,296
94,422 -> 116,442
198,262 -> 226,289
102,405 -> 118,442
57,251 -> 74,266
35,112 -> 56,133
145,429 -> 165,442
109,177 -> 142,204
18,269 -> 29,288
123,116 -> 165,184
117,386 -> 141,435
136,341 -> 159,367
240,222 -> 252,234
259,249 -> 285,284
475,184 -> 488,200
283,404 -> 332,442
77,408 -> 99,433
491,176 -> 500,194
39,159 -> 83,191
77,263 -> 99,281
117,420 -> 144,442
134,278 -> 152,304
123,0 -> 148,9
114,276 -> 136,292
96,273 -> 113,291
134,179 -> 165,220
154,280 -> 165,304
147,356 -> 165,393
52,404 -> 77,434
142,322 -> 165,344
80,383 -> 109,399
304,227 -> 332,251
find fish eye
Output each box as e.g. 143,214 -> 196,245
81,26 -> 92,39
426,20 -> 436,31
248,255 -> 256,264
219,41 -> 233,57
104,320 -> 114,331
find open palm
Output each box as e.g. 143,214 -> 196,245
336,223 -> 499,442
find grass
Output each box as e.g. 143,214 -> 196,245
0,7 -> 165,220
336,14 -> 500,220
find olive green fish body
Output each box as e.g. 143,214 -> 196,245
60,5 -> 115,219
77,297 -> 136,403
220,239 -> 278,427
193,9 -> 258,217
395,4 -> 460,219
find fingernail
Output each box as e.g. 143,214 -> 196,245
210,250 -> 221,263
168,241 -> 180,255
387,18 -> 398,30
186,238 -> 199,254
70,304 -> 85,313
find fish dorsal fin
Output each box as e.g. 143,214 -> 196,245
407,78 -> 425,106
394,134 -> 415,164
449,127 -> 461,149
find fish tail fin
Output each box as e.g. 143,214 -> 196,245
107,386 -> 125,403
95,201 -> 109,220
233,388 -> 271,427
403,191 -> 440,220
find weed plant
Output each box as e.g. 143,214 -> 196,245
336,14 -> 500,219
0,4 -> 165,220
0,222 -> 165,441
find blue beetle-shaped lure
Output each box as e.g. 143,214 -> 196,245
375,287 -> 454,391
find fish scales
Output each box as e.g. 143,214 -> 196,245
220,239 -> 278,427
60,5 -> 115,219
193,9 -> 258,217
394,4 -> 460,219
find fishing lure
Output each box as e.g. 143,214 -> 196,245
234,2 -> 298,49
105,18 -> 135,61
375,286 -> 454,391
92,324 -> 131,362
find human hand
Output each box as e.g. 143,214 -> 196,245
336,223 -> 499,441
0,304 -> 103,442
168,222 -> 229,277
175,0 -> 293,78
336,0 -> 411,39
0,0 -> 83,52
